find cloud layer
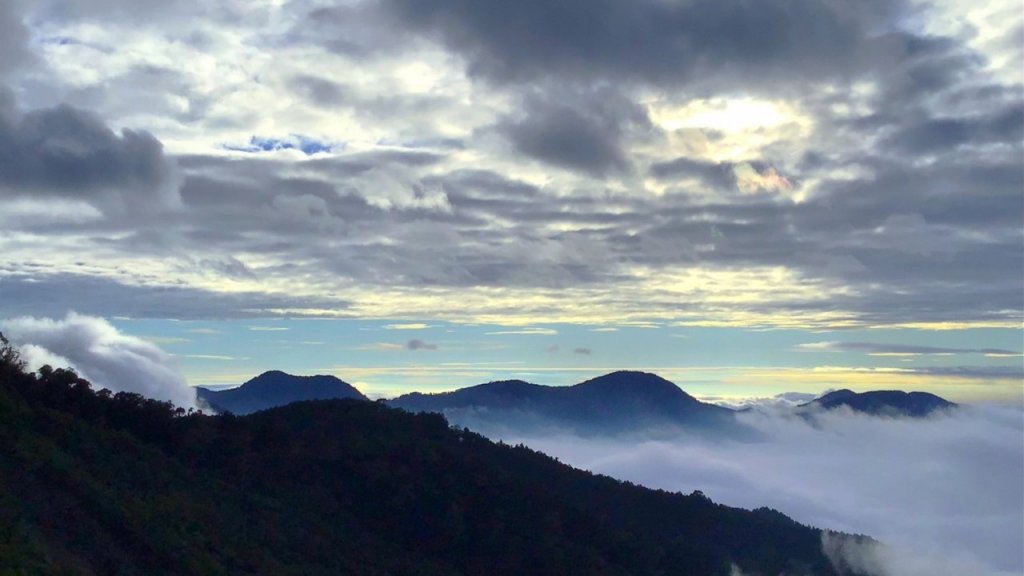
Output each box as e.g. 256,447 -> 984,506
1,312 -> 196,409
0,0 -> 1017,330
495,407 -> 1024,576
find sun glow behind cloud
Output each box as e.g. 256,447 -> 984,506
651,97 -> 806,134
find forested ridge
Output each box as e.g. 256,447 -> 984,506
0,338 -> 869,575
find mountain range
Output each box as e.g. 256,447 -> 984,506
0,343 -> 875,575
387,370 -> 741,435
197,370 -> 958,431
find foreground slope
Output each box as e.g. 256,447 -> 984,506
388,371 -> 740,435
0,353 -> 870,575
196,370 -> 367,415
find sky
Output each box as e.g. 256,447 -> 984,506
0,0 -> 1021,403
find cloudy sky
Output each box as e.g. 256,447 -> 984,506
0,0 -> 1021,401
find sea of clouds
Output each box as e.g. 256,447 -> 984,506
491,403 -> 1023,576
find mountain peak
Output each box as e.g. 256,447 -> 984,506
574,371 -> 697,401
471,379 -> 538,391
254,369 -> 289,379
244,371 -> 348,390
198,370 -> 367,415
388,370 -> 740,436
815,389 -> 857,402
803,389 -> 955,418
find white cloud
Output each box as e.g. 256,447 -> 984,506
822,531 -> 998,576
486,328 -> 558,336
182,354 -> 247,361
493,406 -> 1024,576
384,323 -> 431,330
1,312 -> 196,409
713,391 -> 821,410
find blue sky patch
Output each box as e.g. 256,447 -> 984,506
224,135 -> 340,155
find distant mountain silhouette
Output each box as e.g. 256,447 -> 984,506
388,370 -> 741,435
800,389 -> 956,417
197,370 -> 367,415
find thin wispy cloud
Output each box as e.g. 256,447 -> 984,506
182,354 -> 249,361
800,341 -> 1020,356
486,328 -> 559,336
384,323 -> 432,330
356,339 -> 440,352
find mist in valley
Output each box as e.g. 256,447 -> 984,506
458,403 -> 1023,576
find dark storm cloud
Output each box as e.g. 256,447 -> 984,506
381,0 -> 912,87
291,74 -> 348,107
0,104 -> 177,210
649,157 -> 738,190
0,2 -> 32,78
884,103 -> 1024,155
495,87 -> 652,176
859,35 -> 1015,124
499,106 -> 626,176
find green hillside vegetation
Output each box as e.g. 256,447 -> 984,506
0,336 -> 869,575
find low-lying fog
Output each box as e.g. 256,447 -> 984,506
476,403 -> 1023,576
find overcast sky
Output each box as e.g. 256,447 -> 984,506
0,0 -> 1021,400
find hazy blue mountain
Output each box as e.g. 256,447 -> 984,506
197,370 -> 367,415
800,389 -> 956,417
388,370 -> 742,435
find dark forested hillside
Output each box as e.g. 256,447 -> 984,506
0,339 -> 872,576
